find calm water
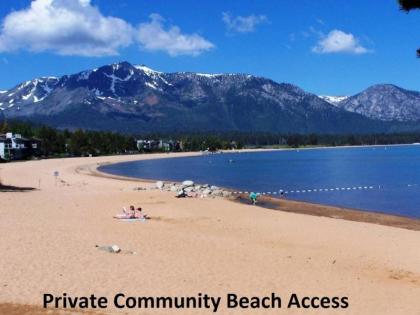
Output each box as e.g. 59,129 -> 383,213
100,145 -> 420,218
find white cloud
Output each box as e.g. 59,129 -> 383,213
312,29 -> 370,54
136,14 -> 214,56
222,12 -> 267,34
0,0 -> 134,56
0,1 -> 214,58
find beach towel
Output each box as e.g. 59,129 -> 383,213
114,207 -> 149,221
114,213 -> 146,219
118,218 -> 146,222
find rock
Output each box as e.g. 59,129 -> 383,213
156,181 -> 164,190
182,180 -> 194,187
212,190 -> 223,197
222,191 -> 232,197
96,244 -> 121,254
111,245 -> 121,253
184,186 -> 194,193
210,185 -> 219,190
202,188 -> 212,195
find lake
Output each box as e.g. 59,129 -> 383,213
99,145 -> 420,219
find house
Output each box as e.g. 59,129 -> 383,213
136,139 -> 159,151
0,135 -> 7,160
0,133 -> 41,161
136,139 -> 181,152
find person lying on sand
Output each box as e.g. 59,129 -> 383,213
122,205 -> 136,218
137,207 -> 150,220
121,206 -> 150,219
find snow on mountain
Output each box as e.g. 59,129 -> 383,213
1,61 -> 417,133
337,84 -> 420,122
134,64 -> 162,75
319,95 -> 349,105
0,77 -> 59,109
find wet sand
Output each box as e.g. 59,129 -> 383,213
235,195 -> 420,231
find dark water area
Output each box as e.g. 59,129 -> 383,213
100,145 -> 420,218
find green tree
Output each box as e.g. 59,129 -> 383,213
35,126 -> 60,156
0,120 -> 9,134
69,129 -> 89,156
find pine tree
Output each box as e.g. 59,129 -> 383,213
398,0 -> 420,56
0,120 -> 8,134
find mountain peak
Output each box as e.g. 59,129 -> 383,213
337,84 -> 420,122
366,83 -> 401,91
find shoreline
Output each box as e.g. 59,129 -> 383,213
234,194 -> 420,231
93,151 -> 420,231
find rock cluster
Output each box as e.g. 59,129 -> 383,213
153,180 -> 233,198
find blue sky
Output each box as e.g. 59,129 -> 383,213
0,0 -> 419,96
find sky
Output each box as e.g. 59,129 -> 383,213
0,0 -> 419,96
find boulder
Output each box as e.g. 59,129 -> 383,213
156,181 -> 164,190
222,191 -> 232,198
182,180 -> 194,187
212,190 -> 223,197
202,188 -> 212,195
184,186 -> 194,193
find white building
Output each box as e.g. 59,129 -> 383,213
0,133 -> 37,160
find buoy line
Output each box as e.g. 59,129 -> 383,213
231,183 -> 419,196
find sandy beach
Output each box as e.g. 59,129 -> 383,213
0,152 -> 419,315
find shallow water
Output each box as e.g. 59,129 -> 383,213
100,145 -> 420,218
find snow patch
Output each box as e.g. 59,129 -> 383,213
78,71 -> 92,81
93,89 -> 102,96
145,82 -> 158,90
319,95 -> 349,105
104,71 -> 134,94
134,65 -> 162,75
196,73 -> 222,78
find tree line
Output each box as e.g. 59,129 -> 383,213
2,120 -> 419,159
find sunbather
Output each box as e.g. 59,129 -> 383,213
137,207 -> 150,219
118,205 -> 150,220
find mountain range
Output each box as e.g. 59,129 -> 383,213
0,61 -> 419,134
